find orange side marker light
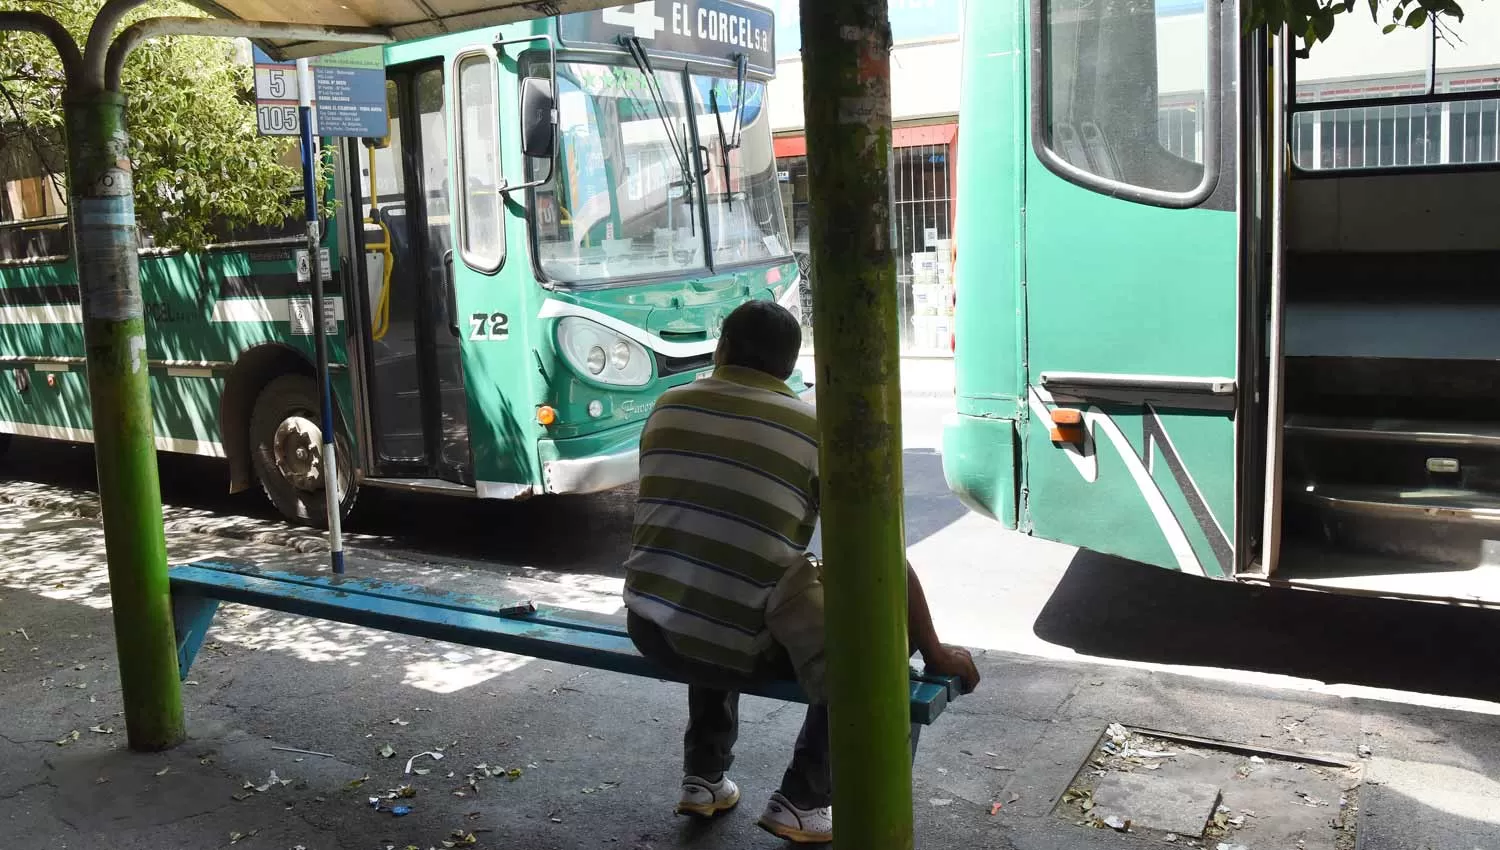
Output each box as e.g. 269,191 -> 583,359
1049,408 -> 1085,445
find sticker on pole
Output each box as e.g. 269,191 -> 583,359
289,296 -> 338,336
294,248 -> 332,283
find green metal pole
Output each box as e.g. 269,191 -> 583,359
64,90 -> 184,752
799,1 -> 911,847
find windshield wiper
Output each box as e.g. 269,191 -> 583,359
710,54 -> 749,211
622,36 -> 695,224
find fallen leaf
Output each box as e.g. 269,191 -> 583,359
89,725 -> 113,735
229,830 -> 257,844
55,730 -> 80,746
345,774 -> 370,790
1103,815 -> 1129,832
390,718 -> 410,726
379,743 -> 396,759
413,768 -> 432,776
1007,791 -> 1020,805
155,767 -> 171,777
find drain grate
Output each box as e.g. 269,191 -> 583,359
1052,724 -> 1362,848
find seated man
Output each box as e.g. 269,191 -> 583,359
623,300 -> 980,844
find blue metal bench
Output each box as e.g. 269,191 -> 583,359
169,560 -> 962,737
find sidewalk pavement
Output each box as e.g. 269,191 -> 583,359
2,500 -> 1499,849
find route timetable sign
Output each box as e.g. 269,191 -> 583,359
252,46 -> 387,138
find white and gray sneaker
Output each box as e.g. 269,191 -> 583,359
675,774 -> 741,818
757,791 -> 833,844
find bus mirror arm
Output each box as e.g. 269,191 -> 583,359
443,249 -> 459,338
496,33 -> 559,198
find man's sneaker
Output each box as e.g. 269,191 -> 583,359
757,791 -> 832,844
675,774 -> 741,818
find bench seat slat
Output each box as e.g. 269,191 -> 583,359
170,563 -> 954,725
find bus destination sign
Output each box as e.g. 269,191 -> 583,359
560,1 -> 775,74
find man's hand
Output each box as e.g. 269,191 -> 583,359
924,644 -> 980,695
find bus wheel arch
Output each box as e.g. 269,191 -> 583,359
221,344 -> 314,496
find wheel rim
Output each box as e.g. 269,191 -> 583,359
271,415 -> 325,493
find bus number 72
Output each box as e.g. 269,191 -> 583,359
469,312 -> 509,341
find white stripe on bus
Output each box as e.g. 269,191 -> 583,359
0,298 -> 345,326
211,296 -> 346,324
0,419 -> 225,457
0,304 -> 83,324
1026,385 -> 1205,577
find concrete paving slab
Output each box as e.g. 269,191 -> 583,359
1090,770 -> 1221,836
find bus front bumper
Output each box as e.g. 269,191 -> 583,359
543,447 -> 640,495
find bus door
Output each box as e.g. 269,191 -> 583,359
1021,0 -> 1241,577
352,64 -> 473,486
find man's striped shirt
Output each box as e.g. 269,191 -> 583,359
623,365 -> 819,673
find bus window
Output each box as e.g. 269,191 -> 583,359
689,74 -> 790,266
0,146 -> 69,262
1038,0 -> 1212,200
1291,1 -> 1500,170
532,62 -> 705,285
457,52 -> 503,271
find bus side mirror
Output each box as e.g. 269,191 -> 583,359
520,77 -> 556,161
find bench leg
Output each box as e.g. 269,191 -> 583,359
909,722 -> 923,764
172,593 -> 220,679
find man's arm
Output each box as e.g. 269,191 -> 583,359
907,562 -> 981,694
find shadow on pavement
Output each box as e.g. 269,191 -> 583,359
1032,548 -> 1500,704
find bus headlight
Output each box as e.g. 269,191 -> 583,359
557,317 -> 653,387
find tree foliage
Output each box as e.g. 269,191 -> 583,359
0,0 -> 307,250
1247,0 -> 1480,57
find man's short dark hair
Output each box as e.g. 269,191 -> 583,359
717,299 -> 802,380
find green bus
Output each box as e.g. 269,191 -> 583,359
0,0 -> 803,524
945,0 -> 1500,603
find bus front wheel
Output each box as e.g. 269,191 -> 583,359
249,375 -> 358,527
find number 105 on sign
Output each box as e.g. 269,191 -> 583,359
257,104 -> 299,136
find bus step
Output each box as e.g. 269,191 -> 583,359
1285,415 -> 1500,449
1291,483 -> 1500,568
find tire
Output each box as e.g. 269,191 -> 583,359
249,374 -> 358,527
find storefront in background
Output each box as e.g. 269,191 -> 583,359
774,124 -> 957,354
769,0 -> 961,355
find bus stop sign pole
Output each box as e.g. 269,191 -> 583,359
800,0 -> 914,846
295,57 -> 346,574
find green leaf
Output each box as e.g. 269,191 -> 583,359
1406,5 -> 1429,26
1383,22 -> 1401,31
1313,9 -> 1336,41
1367,0 -> 1380,19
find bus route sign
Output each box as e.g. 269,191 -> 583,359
561,0 -> 775,74
252,46 -> 387,138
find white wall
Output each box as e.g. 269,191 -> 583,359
769,36 -> 963,133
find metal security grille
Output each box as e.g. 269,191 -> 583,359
890,143 -> 953,351
778,139 -> 956,353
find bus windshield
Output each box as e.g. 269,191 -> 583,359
690,73 -> 789,266
531,60 -> 788,286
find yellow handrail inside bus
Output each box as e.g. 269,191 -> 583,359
364,159 -> 394,342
